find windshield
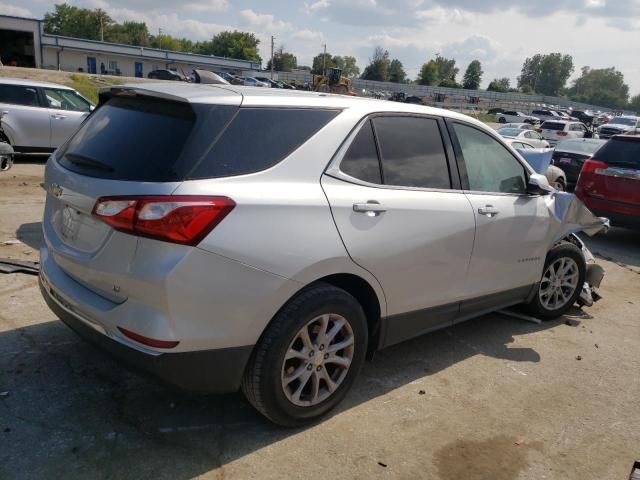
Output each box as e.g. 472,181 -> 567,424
497,128 -> 522,137
608,117 -> 637,126
555,139 -> 606,155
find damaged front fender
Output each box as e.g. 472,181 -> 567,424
546,191 -> 609,244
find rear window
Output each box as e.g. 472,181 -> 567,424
0,84 -> 40,107
541,122 -> 565,131
57,96 -> 339,181
596,138 -> 640,168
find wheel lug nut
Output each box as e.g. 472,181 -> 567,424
316,366 -> 322,371
319,344 -> 325,351
307,364 -> 313,370
324,353 -> 329,359
309,351 -> 314,357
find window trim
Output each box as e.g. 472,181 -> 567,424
445,118 -> 534,197
326,112 -> 462,193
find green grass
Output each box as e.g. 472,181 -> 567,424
65,74 -> 123,104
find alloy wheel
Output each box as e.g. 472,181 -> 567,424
539,257 -> 580,310
281,313 -> 355,407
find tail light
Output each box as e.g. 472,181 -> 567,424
557,131 -> 568,136
581,159 -> 608,175
117,327 -> 179,349
93,195 -> 235,246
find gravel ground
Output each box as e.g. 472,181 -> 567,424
1,162 -> 639,480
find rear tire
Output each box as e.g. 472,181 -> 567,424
524,243 -> 585,320
499,117 -> 506,123
242,283 -> 368,427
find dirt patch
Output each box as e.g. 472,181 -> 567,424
434,434 -> 543,480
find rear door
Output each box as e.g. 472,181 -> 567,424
322,115 -> 475,345
447,120 -> 549,312
42,87 -> 93,148
0,83 -> 51,148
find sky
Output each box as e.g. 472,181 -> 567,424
1,0 -> 639,94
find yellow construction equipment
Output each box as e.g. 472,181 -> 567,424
313,68 -> 354,95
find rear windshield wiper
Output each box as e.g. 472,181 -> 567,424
64,153 -> 114,172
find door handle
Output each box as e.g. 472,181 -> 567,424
478,205 -> 499,217
51,114 -> 67,119
353,201 -> 386,216
1,110 -> 8,115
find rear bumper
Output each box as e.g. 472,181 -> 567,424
578,194 -> 640,229
587,208 -> 640,229
40,276 -> 253,394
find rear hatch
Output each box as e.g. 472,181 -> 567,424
539,121 -> 567,142
43,88 -> 241,301
590,136 -> 640,206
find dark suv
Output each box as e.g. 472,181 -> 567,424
575,135 -> 640,229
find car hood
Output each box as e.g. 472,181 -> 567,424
599,123 -> 634,131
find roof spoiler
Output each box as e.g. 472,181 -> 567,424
97,85 -> 190,108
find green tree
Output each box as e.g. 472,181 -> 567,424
517,53 -> 574,96
197,31 -> 261,62
267,47 -> 297,72
106,21 -> 150,46
629,94 -> 640,114
417,61 -> 439,85
334,56 -> 360,78
44,3 -> 113,40
434,55 -> 458,83
360,47 -> 390,81
149,34 -> 183,51
439,78 -> 461,88
568,66 -> 630,109
487,77 -> 510,93
462,60 -> 483,90
311,52 -> 336,75
388,59 -> 406,83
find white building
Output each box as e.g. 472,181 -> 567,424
0,14 -> 261,77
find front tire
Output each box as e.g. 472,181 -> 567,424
242,283 -> 368,427
524,243 -> 585,320
498,117 -> 506,123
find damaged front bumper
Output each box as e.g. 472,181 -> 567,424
548,192 -> 609,308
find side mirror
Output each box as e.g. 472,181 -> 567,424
527,173 -> 553,195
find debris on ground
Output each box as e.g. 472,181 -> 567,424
1,239 -> 21,245
418,390 -> 426,395
576,356 -> 582,361
514,439 -> 526,446
0,258 -> 39,275
595,344 -> 599,349
377,462 -> 387,468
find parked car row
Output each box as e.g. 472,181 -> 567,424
147,69 -> 298,89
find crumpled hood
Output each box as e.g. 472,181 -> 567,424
546,192 -> 609,244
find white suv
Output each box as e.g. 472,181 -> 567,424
0,78 -> 93,154
539,120 -> 593,145
496,111 -> 539,124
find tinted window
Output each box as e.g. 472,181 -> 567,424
0,84 -> 40,107
189,108 -> 339,179
453,123 -> 527,194
58,96 -> 234,181
596,138 -> 640,167
541,122 -> 566,131
372,116 -> 450,189
340,121 -> 381,184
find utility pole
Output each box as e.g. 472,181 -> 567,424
99,12 -> 104,42
270,35 -> 274,80
322,43 -> 327,77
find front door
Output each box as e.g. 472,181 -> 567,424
87,57 -> 97,74
322,115 -> 475,345
448,121 -> 549,311
134,62 -> 143,78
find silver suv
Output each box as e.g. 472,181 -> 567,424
40,83 -> 603,426
0,78 -> 93,154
